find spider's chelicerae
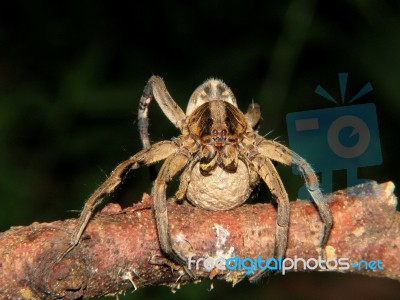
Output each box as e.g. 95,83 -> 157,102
59,76 -> 333,282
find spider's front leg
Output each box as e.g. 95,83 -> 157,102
137,75 -> 186,180
248,155 -> 290,282
248,139 -> 333,282
257,140 -> 333,248
56,141 -> 179,262
138,75 -> 186,148
136,76 -> 193,276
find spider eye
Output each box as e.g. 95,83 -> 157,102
212,129 -> 218,135
221,129 -> 227,136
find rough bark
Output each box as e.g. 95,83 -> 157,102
0,181 -> 398,299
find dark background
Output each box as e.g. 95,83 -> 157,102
1,1 -> 400,299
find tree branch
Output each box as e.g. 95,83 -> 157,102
0,181 -> 398,299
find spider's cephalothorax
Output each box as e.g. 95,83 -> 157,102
184,81 -> 255,210
58,76 -> 333,283
189,101 -> 245,173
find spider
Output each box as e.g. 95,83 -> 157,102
58,76 -> 333,282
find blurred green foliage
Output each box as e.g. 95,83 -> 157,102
1,0 -> 399,299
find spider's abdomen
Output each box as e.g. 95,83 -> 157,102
186,159 -> 252,211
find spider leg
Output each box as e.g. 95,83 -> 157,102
138,84 -> 152,149
56,141 -> 179,262
152,153 -> 194,277
138,76 -> 187,181
257,140 -> 333,251
138,76 -> 186,146
248,155 -> 290,282
245,102 -> 261,128
175,158 -> 197,201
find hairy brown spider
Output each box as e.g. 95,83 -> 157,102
58,76 -> 332,282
